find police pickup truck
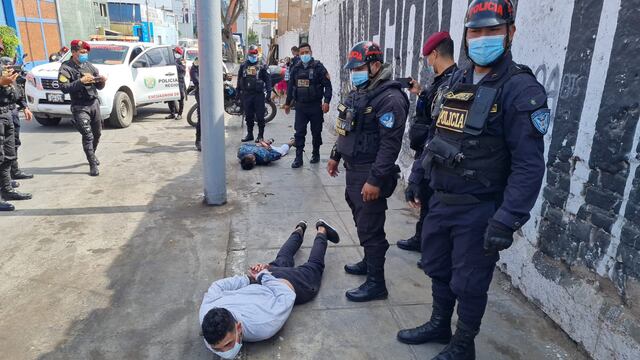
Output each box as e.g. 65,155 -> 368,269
25,41 -> 182,128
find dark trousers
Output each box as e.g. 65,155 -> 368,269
413,182 -> 433,242
71,100 -> 102,161
269,232 -> 328,305
10,110 -> 21,174
243,92 -> 265,134
194,90 -> 201,142
293,101 -> 323,155
344,167 -> 390,276
421,196 -> 499,330
0,112 -> 17,191
168,83 -> 186,115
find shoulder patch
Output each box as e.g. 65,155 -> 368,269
379,112 -> 395,128
58,74 -> 69,83
531,108 -> 551,135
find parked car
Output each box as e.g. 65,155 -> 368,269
25,41 -> 182,128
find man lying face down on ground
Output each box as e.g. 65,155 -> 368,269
198,219 -> 340,358
238,138 -> 296,170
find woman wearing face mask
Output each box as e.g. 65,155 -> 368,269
397,1 -> 549,358
58,40 -> 107,177
166,46 -> 187,120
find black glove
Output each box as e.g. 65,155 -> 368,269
405,182 -> 421,203
483,219 -> 514,254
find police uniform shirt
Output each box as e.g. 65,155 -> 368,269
285,60 -> 332,106
58,60 -> 105,105
428,53 -> 548,230
236,61 -> 272,94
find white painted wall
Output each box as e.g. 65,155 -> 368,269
309,1 -> 640,359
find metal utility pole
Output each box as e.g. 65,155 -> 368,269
197,0 -> 227,205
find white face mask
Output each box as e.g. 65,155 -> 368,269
212,328 -> 243,359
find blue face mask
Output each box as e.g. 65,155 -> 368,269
247,55 -> 258,63
423,57 -> 434,75
212,329 -> 243,359
78,54 -> 89,64
350,70 -> 369,87
300,54 -> 312,64
467,35 -> 505,66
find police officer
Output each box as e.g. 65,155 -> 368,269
396,2 -> 548,358
191,57 -> 201,151
398,32 -> 457,254
327,41 -> 409,302
166,47 -> 186,120
237,45 -> 272,142
0,68 -> 32,211
284,43 -> 332,168
59,40 -> 107,177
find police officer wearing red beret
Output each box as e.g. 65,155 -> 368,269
58,40 -> 107,176
398,32 -> 458,255
397,1 -> 549,358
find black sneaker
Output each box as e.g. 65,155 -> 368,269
316,219 -> 340,244
295,220 -> 308,235
1,190 -> 32,201
175,114 -> 182,120
165,114 -> 176,119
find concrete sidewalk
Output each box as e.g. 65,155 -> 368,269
0,101 -> 587,359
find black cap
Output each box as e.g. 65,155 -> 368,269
465,0 -> 515,29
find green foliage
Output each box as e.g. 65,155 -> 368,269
0,26 -> 19,58
248,29 -> 258,46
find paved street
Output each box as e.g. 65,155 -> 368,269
0,99 -> 587,359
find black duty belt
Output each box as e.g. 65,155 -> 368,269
344,162 -> 373,172
433,190 -> 499,205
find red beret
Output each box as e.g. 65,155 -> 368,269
70,40 -> 90,51
174,46 -> 184,55
422,32 -> 451,56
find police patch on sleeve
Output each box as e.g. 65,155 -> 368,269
531,108 -> 550,135
379,112 -> 395,128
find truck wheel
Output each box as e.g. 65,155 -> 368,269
35,116 -> 61,126
108,91 -> 133,128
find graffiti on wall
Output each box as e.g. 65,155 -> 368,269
313,0 -> 640,295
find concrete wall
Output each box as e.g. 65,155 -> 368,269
276,29 -> 302,61
309,1 -> 640,359
59,0 -> 110,45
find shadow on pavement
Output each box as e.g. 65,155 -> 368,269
36,162 -> 236,359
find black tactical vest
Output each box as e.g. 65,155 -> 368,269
0,85 -> 17,107
243,64 -> 264,92
336,81 -> 403,164
424,64 -> 533,188
293,62 -> 320,102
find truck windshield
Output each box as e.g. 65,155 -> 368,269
88,45 -> 129,65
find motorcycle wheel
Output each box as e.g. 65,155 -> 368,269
264,100 -> 277,123
187,105 -> 198,127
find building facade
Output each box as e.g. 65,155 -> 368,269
0,0 -> 64,67
58,0 -> 110,46
277,0 -> 312,33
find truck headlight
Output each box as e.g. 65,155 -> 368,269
26,73 -> 36,87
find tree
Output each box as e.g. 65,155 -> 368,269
222,0 -> 244,63
0,26 -> 20,59
247,28 -> 258,46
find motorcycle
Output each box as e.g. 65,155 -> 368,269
186,73 -> 277,128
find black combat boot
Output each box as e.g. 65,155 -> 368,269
344,259 -> 367,275
345,259 -> 388,302
88,154 -> 100,177
1,163 -> 31,201
0,199 -> 14,211
241,128 -> 254,142
310,147 -> 320,164
255,126 -> 265,143
397,302 -> 454,345
291,148 -> 304,168
11,160 -> 34,179
397,235 -> 421,252
431,321 -> 478,360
